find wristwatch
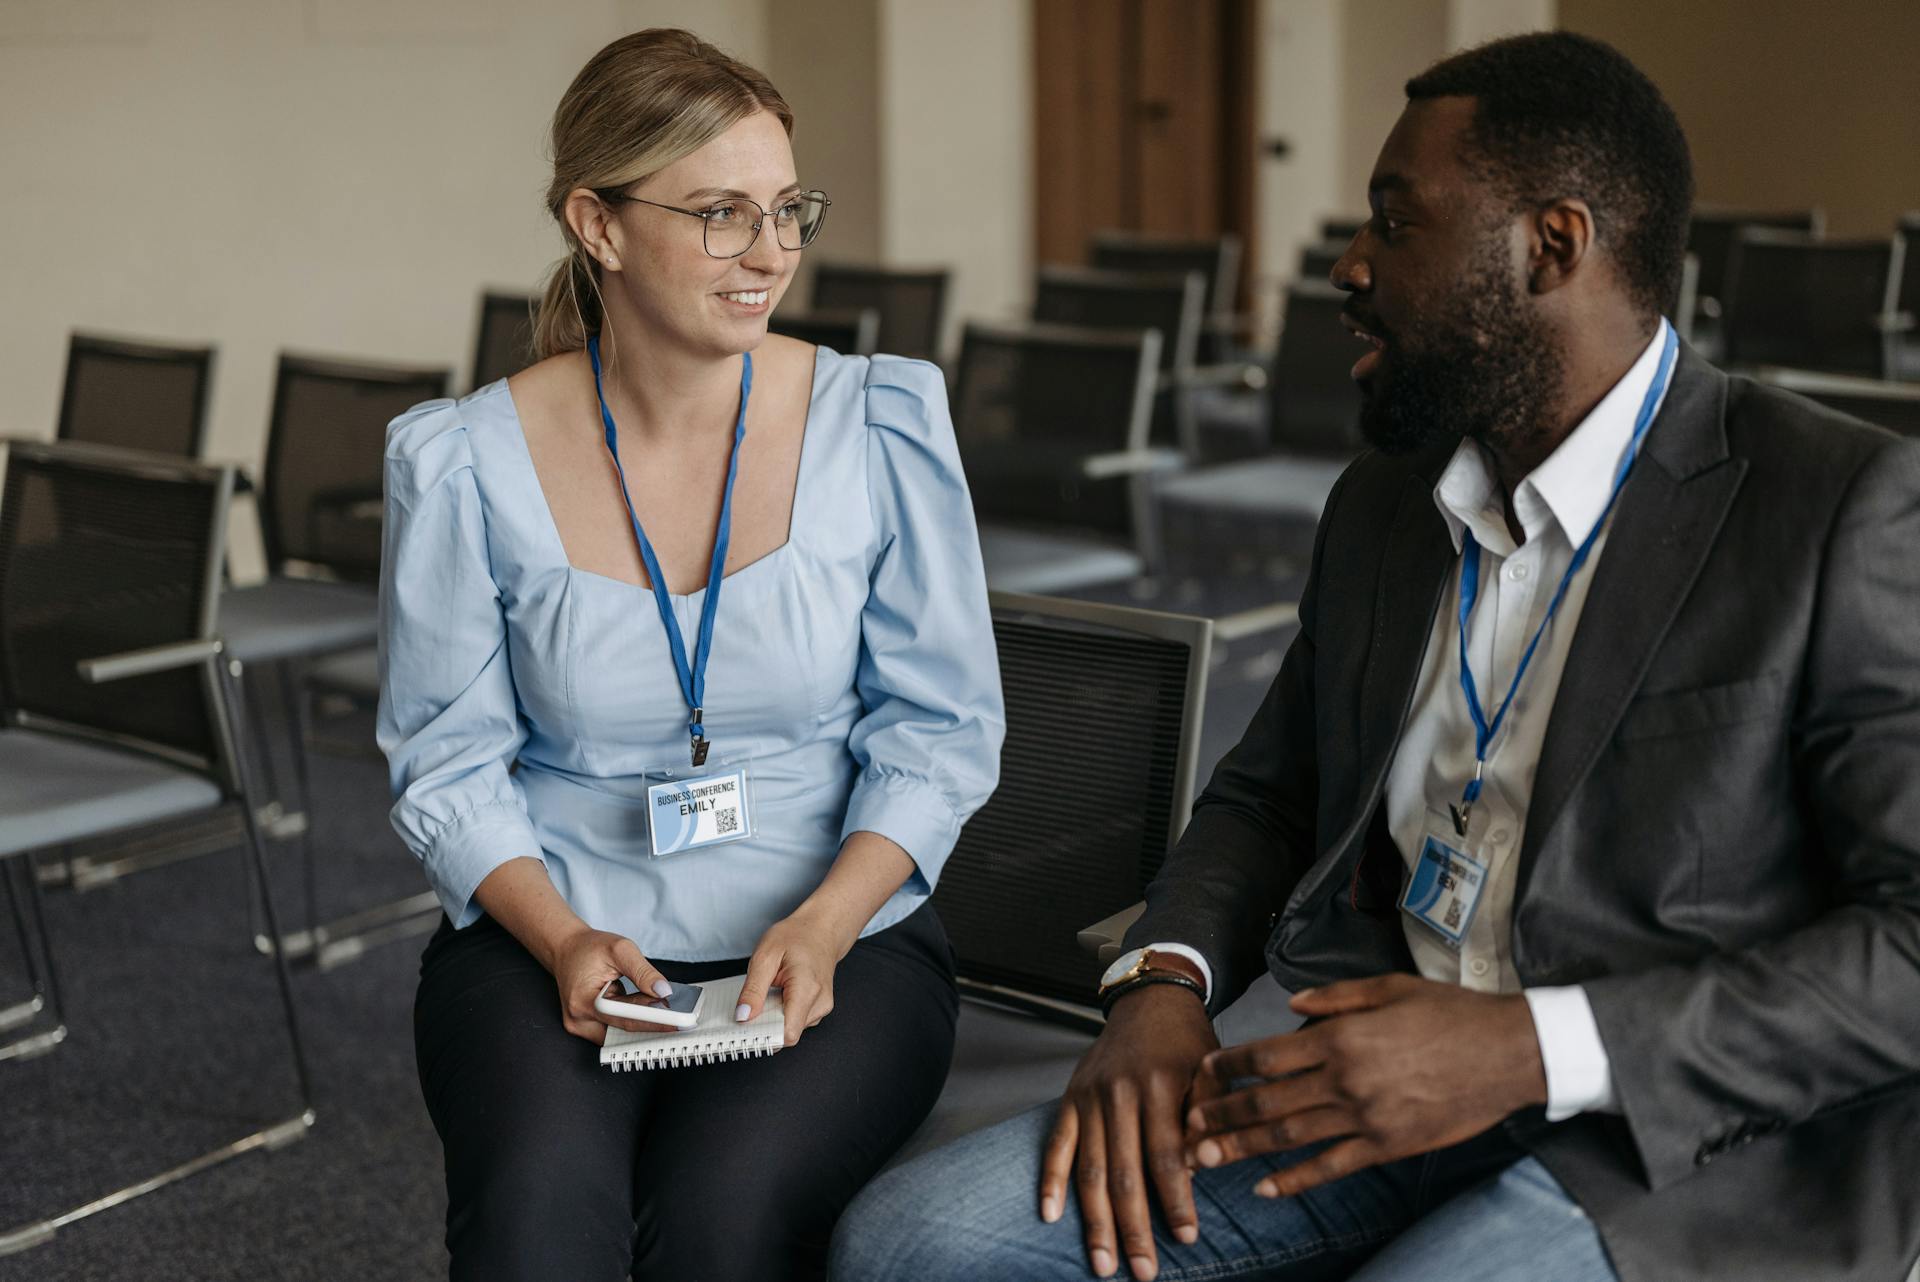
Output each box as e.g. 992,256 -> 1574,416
1097,946 -> 1205,1013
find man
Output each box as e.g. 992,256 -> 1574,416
830,31 -> 1920,1282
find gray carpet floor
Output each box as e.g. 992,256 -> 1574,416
0,605 -> 1300,1282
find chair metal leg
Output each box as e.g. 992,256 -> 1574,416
0,850 -> 69,1061
0,858 -> 59,1058
219,656 -> 317,1112
0,1114 -> 311,1256
275,658 -> 323,944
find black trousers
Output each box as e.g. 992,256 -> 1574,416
413,903 -> 959,1282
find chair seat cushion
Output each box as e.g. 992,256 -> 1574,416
220,577 -> 378,664
979,526 -> 1143,595
306,647 -> 380,702
1156,454 -> 1350,520
0,728 -> 222,857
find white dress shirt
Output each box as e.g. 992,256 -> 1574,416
1157,321 -> 1672,1124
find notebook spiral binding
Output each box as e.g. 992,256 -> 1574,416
607,1029 -> 782,1072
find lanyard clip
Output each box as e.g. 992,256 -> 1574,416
690,706 -> 709,768
1449,759 -> 1486,838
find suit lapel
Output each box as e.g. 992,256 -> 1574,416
1285,452 -> 1453,916
1516,347 -> 1747,887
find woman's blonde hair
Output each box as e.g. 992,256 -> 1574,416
532,28 -> 794,361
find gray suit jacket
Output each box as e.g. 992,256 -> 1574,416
1127,346 -> 1920,1282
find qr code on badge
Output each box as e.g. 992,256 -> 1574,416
715,806 -> 740,836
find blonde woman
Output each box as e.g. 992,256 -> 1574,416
378,29 -> 1003,1280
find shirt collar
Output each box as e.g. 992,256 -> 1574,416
1432,322 -> 1672,556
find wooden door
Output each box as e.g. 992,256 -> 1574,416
1032,0 -> 1257,296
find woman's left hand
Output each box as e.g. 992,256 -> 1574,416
737,905 -> 859,1047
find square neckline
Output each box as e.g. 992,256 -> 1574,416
496,344 -> 831,601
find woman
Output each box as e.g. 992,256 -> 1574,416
378,28 -> 1003,1281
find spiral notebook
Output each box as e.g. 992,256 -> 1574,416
600,973 -> 785,1072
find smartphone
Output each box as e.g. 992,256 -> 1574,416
593,977 -> 705,1028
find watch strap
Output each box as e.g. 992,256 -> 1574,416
1100,970 -> 1205,1015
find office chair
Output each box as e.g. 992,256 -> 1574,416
933,591 -> 1211,1031
0,440 -> 313,1255
1755,367 -> 1920,439
1721,229 -> 1904,377
471,291 -> 536,392
810,264 -> 949,362
768,306 -> 881,355
1687,207 -> 1824,321
56,332 -> 215,459
1089,231 -> 1245,362
952,322 -> 1170,594
1033,266 -> 1206,453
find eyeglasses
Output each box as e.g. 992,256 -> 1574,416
599,189 -> 831,259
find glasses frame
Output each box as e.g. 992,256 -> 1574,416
599,189 -> 832,260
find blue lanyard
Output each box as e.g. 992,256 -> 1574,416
1449,321 -> 1677,835
587,334 -> 751,767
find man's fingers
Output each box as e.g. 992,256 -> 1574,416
1193,1105 -> 1357,1168
1287,976 -> 1400,1017
1103,1088 -> 1161,1280
1039,1101 -> 1080,1224
610,937 -> 672,1000
737,942 -> 782,1023
1255,1136 -> 1378,1199
1199,1029 -> 1326,1088
1142,1091 -> 1200,1249
1074,1102 -> 1120,1278
1185,1070 -> 1337,1140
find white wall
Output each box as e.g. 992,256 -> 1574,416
876,0 -> 1032,353
0,0 -> 760,455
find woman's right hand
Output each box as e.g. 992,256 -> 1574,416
550,926 -> 679,1045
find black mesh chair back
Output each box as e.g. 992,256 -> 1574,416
1321,215 -> 1368,245
472,291 -> 536,391
1670,252 -> 1700,344
1688,208 -> 1823,314
933,592 -> 1210,1017
1033,267 -> 1204,378
1899,213 -> 1920,319
1034,267 -> 1205,451
1270,281 -> 1363,455
1756,368 -> 1920,439
1722,230 -> 1902,377
767,306 -> 881,355
810,265 -> 949,361
261,354 -> 451,582
1089,233 -> 1242,339
0,440 -> 231,769
56,333 -> 215,459
952,323 -> 1160,538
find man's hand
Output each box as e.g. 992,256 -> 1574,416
1184,974 -> 1547,1198
1039,986 -> 1219,1281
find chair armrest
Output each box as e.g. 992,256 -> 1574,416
1875,310 -> 1916,336
310,486 -> 384,523
1080,448 -> 1187,481
77,638 -> 224,684
1077,901 -> 1147,963
1171,362 -> 1268,393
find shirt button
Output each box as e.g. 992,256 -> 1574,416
1508,563 -> 1530,581
1468,958 -> 1491,976
1490,829 -> 1511,845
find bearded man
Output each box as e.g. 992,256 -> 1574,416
831,30 -> 1920,1282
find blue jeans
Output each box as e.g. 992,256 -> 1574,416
829,1103 -> 1619,1282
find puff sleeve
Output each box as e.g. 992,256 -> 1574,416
375,402 -> 545,928
838,357 -> 1005,891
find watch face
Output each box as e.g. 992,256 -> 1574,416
1100,948 -> 1148,988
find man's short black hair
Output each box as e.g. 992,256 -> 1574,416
1406,31 -> 1693,322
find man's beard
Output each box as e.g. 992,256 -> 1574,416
1355,239 -> 1566,459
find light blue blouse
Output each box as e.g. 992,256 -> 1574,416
375,350 -> 1005,961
